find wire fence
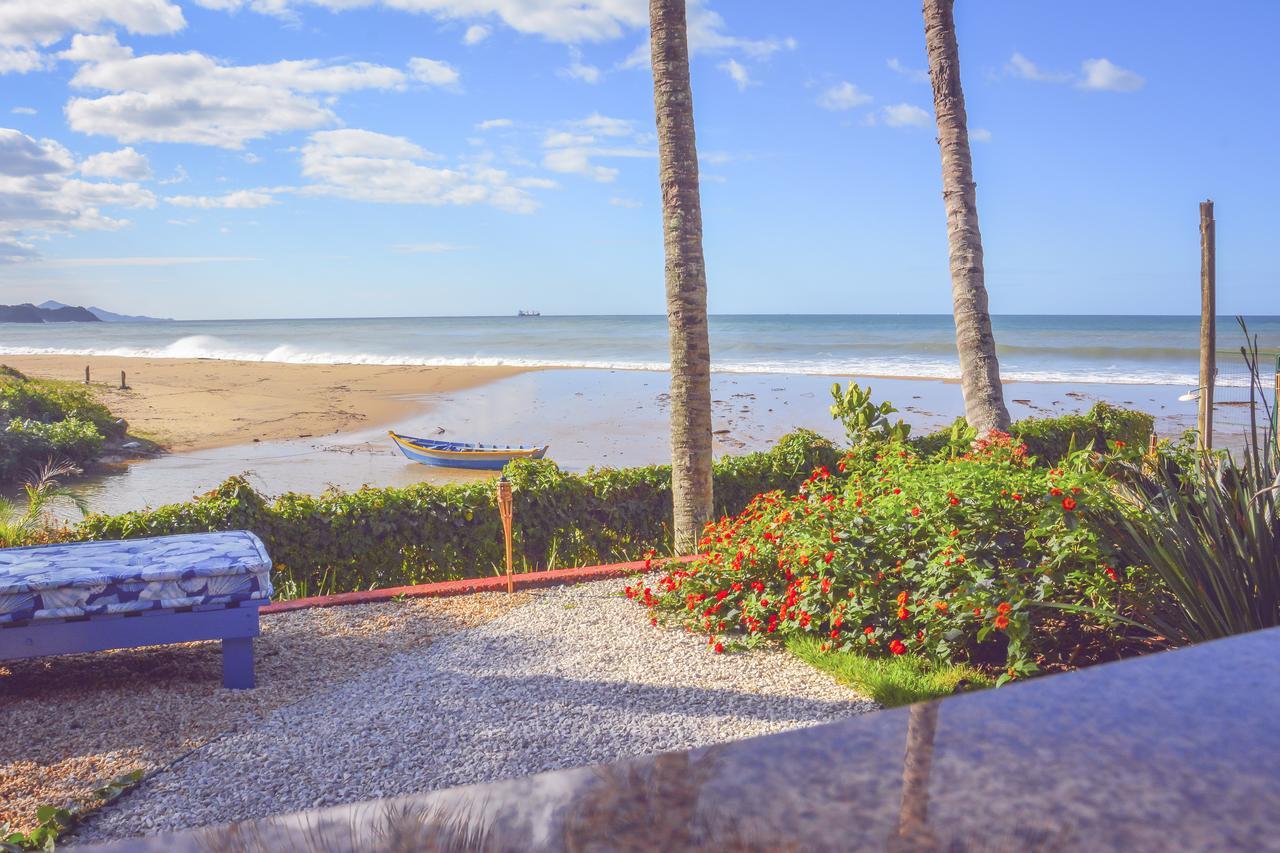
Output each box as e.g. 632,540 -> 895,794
1209,354 -> 1277,439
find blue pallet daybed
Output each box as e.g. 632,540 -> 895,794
0,531 -> 273,689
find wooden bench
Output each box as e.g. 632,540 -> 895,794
0,531 -> 273,689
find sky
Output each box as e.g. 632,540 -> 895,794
1,0 -> 1276,320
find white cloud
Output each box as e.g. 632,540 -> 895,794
159,164 -> 188,184
887,57 -> 929,84
392,242 -> 468,253
311,128 -> 433,159
476,118 -> 513,130
880,103 -> 931,129
817,81 -> 872,111
539,116 -> 652,183
462,24 -> 490,45
1079,58 -> 1144,92
1005,52 -> 1072,84
62,34 -> 408,148
608,196 -> 640,208
80,147 -> 152,180
35,255 -> 258,267
559,47 -> 600,83
719,58 -> 752,91
297,128 -> 540,213
10,107 -> 37,115
408,57 -> 460,87
0,0 -> 185,47
166,189 -> 275,208
1006,52 -> 1143,93
200,0 -> 789,70
571,113 -> 634,137
0,46 -> 46,74
969,127 -> 992,143
0,127 -> 157,261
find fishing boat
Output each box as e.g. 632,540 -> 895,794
388,431 -> 549,470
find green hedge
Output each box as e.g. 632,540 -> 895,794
74,429 -> 841,599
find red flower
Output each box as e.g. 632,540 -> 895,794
1011,493 -> 1023,502
910,507 -> 921,517
996,601 -> 1012,615
1105,567 -> 1118,581
829,629 -> 840,639
889,639 -> 906,655
1062,496 -> 1078,511
897,606 -> 910,620
713,642 -> 725,654
864,626 -> 875,635
823,552 -> 835,564
994,615 -> 1009,630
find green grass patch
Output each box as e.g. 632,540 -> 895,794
786,635 -> 995,708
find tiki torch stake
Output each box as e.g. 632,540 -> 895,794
497,475 -> 514,594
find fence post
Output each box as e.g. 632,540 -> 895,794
1198,200 -> 1215,450
84,365 -> 90,385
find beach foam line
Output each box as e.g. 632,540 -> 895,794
0,338 -> 1222,387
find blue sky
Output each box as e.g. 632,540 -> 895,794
1,0 -> 1276,319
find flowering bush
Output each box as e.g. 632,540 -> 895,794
628,431 -> 1150,682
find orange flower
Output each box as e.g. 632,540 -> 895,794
996,601 -> 1012,615
889,639 -> 906,655
934,601 -> 948,612
896,590 -> 910,606
994,615 -> 1009,630
897,606 -> 910,620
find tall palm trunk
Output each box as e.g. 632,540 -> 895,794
650,0 -> 713,551
922,0 -> 1010,433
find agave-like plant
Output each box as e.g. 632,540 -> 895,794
0,459 -> 86,548
1099,320 -> 1279,644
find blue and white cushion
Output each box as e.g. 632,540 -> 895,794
0,531 -> 273,624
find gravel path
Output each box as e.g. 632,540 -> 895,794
74,578 -> 874,843
2,592 -> 523,834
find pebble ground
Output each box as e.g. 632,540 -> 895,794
74,578 -> 873,843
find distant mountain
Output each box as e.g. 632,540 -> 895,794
1,303 -> 101,323
38,300 -> 170,322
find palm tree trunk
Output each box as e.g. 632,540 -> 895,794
922,0 -> 1010,433
649,0 -> 713,551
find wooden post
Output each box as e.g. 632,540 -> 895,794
1198,200 -> 1215,450
120,370 -> 128,390
84,365 -> 90,385
497,475 -> 514,594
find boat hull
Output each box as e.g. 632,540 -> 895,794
389,432 -> 548,471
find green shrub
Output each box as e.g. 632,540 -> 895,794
909,403 -> 1154,467
626,432 -> 1152,681
0,367 -> 119,484
4,417 -> 104,466
73,430 -> 839,599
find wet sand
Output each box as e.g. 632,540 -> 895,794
43,366 -> 1210,518
1,355 -> 526,451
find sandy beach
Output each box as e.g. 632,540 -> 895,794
1,352 -> 1212,519
1,355 -> 527,452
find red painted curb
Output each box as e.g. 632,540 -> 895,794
260,556 -> 696,615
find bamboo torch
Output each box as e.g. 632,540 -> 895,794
497,474 -> 514,594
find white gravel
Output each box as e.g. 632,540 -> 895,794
74,577 -> 873,843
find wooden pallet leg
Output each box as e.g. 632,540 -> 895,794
221,636 -> 255,689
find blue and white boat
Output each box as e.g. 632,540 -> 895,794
389,431 -> 549,470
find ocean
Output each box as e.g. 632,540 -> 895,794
3,314 -> 1278,388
